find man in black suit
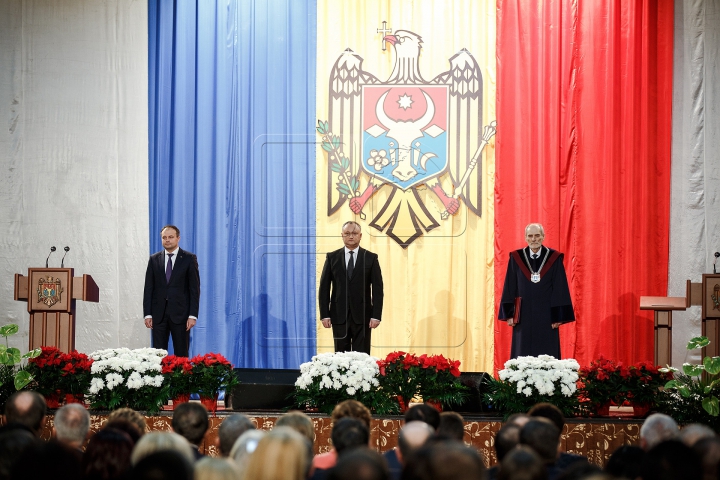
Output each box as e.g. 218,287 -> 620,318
318,221 -> 383,354
143,225 -> 200,357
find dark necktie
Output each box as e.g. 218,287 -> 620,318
347,251 -> 354,278
166,253 -> 174,282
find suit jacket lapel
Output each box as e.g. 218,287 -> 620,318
167,249 -> 185,285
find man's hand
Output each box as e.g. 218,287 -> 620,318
144,318 -> 153,329
369,319 -> 380,329
507,319 -> 516,327
186,318 -> 197,331
321,318 -> 332,328
551,322 -> 561,329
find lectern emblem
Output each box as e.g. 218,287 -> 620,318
37,276 -> 63,307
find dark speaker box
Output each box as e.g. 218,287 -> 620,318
228,368 -> 300,410
446,371 -> 491,413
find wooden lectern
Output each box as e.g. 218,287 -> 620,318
13,268 -> 99,352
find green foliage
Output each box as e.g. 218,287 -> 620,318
657,373 -> 720,431
0,323 -> 40,392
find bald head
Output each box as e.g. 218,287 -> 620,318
3,391 -> 47,436
54,403 -> 90,448
398,421 -> 435,463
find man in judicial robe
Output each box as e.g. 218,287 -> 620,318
318,221 -> 384,354
498,223 -> 575,358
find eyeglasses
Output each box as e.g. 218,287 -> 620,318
342,232 -> 361,237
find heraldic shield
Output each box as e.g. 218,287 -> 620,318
361,85 -> 448,191
37,276 -> 63,307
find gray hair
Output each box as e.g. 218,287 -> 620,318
54,403 -> 90,444
640,413 -> 679,450
525,223 -> 545,236
342,221 -> 362,232
218,413 -> 255,456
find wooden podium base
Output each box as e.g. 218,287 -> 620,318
29,311 -> 75,352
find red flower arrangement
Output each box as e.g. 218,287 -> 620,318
26,347 -> 93,399
161,355 -> 194,399
189,353 -> 239,398
578,355 -> 672,413
377,351 -> 467,410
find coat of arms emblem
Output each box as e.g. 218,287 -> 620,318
37,276 -> 63,307
319,28 -> 496,248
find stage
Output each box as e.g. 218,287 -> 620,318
36,408 -> 642,467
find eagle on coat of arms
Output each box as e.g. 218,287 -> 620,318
318,29 -> 496,248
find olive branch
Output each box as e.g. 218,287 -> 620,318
317,120 -> 359,198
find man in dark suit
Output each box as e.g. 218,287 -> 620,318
318,221 -> 383,354
143,225 -> 200,357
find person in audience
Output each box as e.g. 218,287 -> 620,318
276,410 -> 315,446
487,424 -> 522,480
12,439 -> 83,480
2,390 -> 47,437
241,426 -> 312,480
402,440 -> 486,480
506,413 -> 531,429
679,423 -> 716,447
81,427 -> 134,480
332,417 -> 370,456
172,401 -> 210,460
313,399 -> 373,471
327,447 -> 390,480
195,456 -> 242,480
383,404 -> 440,478
639,439 -> 702,480
638,413 -> 678,450
437,412 -> 465,441
498,446 -> 547,480
692,436 -> 720,480
103,418 -> 143,446
553,461 -> 605,480
382,421 -> 435,480
54,403 -> 90,451
528,403 -> 585,471
217,413 -> 255,457
0,428 -> 38,480
131,431 -> 195,465
107,407 -> 147,436
131,450 -> 194,480
603,445 -> 644,480
230,430 -> 267,477
519,419 -> 564,480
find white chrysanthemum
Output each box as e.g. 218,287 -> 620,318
106,372 -> 124,390
89,377 -> 104,394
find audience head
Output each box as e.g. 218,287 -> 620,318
437,412 -> 465,441
398,421 -> 435,464
242,426 -> 311,480
505,413 -> 531,428
131,431 -> 195,465
103,419 -> 142,446
332,399 -> 373,429
604,444 -> 644,480
218,413 -> 255,456
692,436 -> 720,480
81,427 -> 134,480
639,439 -> 702,480
276,411 -> 315,446
519,419 -> 560,464
328,447 -> 390,480
131,450 -> 194,480
0,428 -> 39,480
107,407 -> 147,436
172,401 -> 210,447
3,391 -> 47,436
679,423 -> 716,447
195,456 -> 242,480
495,423 -> 522,463
498,446 -> 547,480
54,403 -> 90,448
332,416 -> 370,456
402,441 -> 486,480
554,461 -> 604,480
230,429 -> 266,477
404,404 -> 441,430
528,403 -> 565,432
639,413 -> 678,451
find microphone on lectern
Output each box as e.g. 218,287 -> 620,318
46,246 -> 56,268
61,246 -> 70,268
